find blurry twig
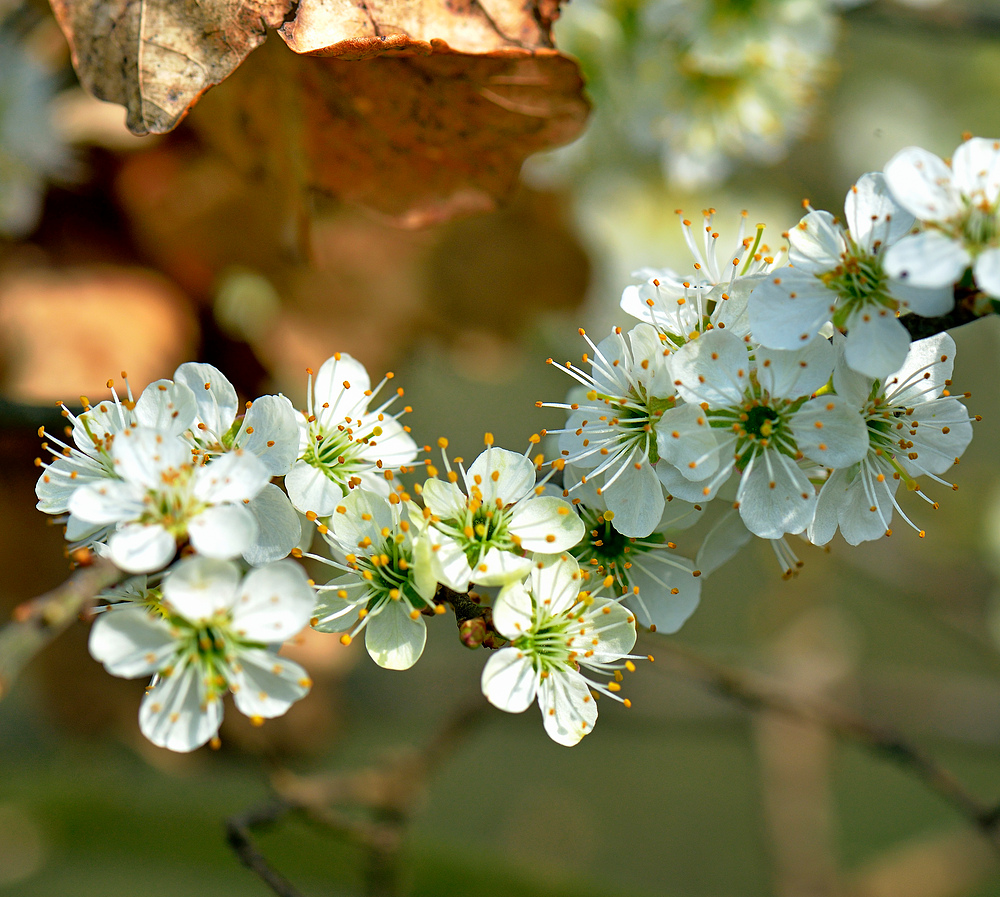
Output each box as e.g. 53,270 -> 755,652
653,640 -> 1000,850
226,702 -> 491,897
850,2 -> 1000,41
0,552 -> 122,700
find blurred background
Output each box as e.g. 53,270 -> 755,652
2,0 -> 1000,894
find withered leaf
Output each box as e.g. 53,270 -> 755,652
277,0 -> 555,57
50,0 -> 565,135
49,0 -> 293,135
189,38 -> 589,225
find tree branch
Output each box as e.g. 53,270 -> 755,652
225,702 -> 490,897
653,640 -> 1000,850
0,553 -> 123,700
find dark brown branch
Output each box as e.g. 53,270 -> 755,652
0,553 -> 123,700
226,701 -> 491,897
653,640 -> 1000,850
225,798 -> 305,897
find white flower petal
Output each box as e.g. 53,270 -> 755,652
885,332 -> 956,405
193,450 -> 269,504
109,523 -> 177,573
327,488 -> 392,555
655,403 -> 720,482
669,330 -> 750,407
139,657 -> 222,752
538,671 -> 597,746
845,172 -> 914,251
356,415 -> 418,470
236,395 -> 301,476
174,362 -> 239,437
888,280 -> 955,317
465,447 -> 535,507
883,232 -> 970,289
35,455 -> 109,515
603,459 -> 664,539
586,597 -> 637,660
231,560 -> 315,642
68,479 -> 143,525
623,559 -> 701,635
188,504 -> 258,560
285,461 -> 343,516
243,484 -> 301,565
788,210 -> 847,272
756,338 -> 833,399
428,532 -> 474,593
842,311 -> 911,381
695,509 -> 753,577
974,247 -> 1000,299
747,268 -> 833,350
470,546 -> 533,587
884,146 -> 963,221
230,648 -> 311,719
113,428 -> 190,490
492,580 -> 536,640
420,477 -> 467,520
481,648 -> 538,714
313,353 -> 372,426
737,455 -> 817,539
897,398 -> 974,478
135,380 -> 198,438
162,555 -> 241,621
311,576 -> 364,632
527,552 -> 583,616
951,137 -> 1000,205
364,599 -> 426,670
508,496 -> 585,553
88,605 -> 177,678
793,396 -> 869,469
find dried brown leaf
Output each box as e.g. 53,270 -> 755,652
277,0 -> 554,57
189,38 -> 588,225
48,0 -> 293,135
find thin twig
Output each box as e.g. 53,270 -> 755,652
225,798 -> 305,897
0,553 -> 123,700
226,701 -> 491,897
653,640 -> 1000,849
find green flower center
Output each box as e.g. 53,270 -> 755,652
819,245 -> 896,327
570,505 -> 665,595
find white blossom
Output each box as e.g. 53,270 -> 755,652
88,556 -> 314,752
68,427 -> 269,573
420,441 -> 584,590
308,488 -> 438,671
561,466 -> 704,634
285,353 -> 418,516
545,324 -> 673,538
809,333 -> 975,545
656,330 -> 868,539
750,173 -> 954,379
480,553 -> 638,746
621,211 -> 781,342
883,137 -> 1000,299
174,362 -> 301,564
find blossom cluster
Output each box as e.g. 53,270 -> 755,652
32,136 -> 987,752
547,139 -> 985,574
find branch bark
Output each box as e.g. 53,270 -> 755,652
653,640 -> 1000,851
0,553 -> 123,700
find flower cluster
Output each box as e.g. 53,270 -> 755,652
545,139 -> 982,581
31,137 -> 985,752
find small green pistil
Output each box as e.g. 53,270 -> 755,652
570,505 -> 663,594
743,404 -> 779,439
513,614 -> 576,671
820,249 -> 895,328
958,200 -> 1000,248
358,537 -> 426,610
140,468 -> 205,536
